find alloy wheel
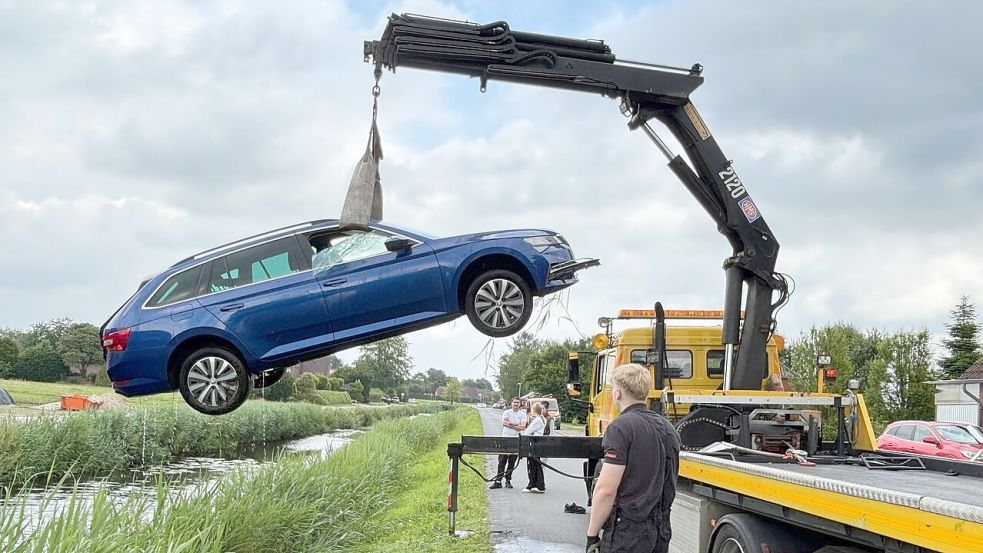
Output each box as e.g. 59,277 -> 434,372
186,356 -> 240,408
474,278 -> 525,329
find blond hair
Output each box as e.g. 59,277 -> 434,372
530,402 -> 544,416
611,363 -> 652,401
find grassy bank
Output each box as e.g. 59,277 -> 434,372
1,409 -> 492,552
349,409 -> 491,552
0,401 -> 446,489
0,378 -> 174,407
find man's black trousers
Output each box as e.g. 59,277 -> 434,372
600,508 -> 670,553
495,454 -> 518,483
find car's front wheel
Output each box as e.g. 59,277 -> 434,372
465,270 -> 532,338
178,347 -> 250,415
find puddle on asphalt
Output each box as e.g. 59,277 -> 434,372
494,535 -> 582,553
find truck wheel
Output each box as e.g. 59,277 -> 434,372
710,514 -> 823,553
465,270 -> 532,338
178,347 -> 250,415
253,367 -> 286,389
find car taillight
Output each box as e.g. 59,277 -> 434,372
103,328 -> 132,352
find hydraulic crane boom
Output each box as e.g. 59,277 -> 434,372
364,13 -> 789,390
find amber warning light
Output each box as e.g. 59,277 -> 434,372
616,309 -> 745,320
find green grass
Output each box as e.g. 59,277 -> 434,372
0,401 -> 447,489
0,409 -> 492,552
348,409 -> 491,552
0,378 -> 177,407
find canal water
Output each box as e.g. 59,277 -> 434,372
3,428 -> 360,536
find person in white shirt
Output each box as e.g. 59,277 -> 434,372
490,398 -> 528,489
522,402 -> 547,493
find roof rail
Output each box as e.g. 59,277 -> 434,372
172,220 -> 334,266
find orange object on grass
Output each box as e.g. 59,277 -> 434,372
61,394 -> 93,411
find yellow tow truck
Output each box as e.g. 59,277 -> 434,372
362,14 -> 983,552
566,308 -> 981,553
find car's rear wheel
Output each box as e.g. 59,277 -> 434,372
465,270 -> 532,338
178,347 -> 250,415
253,366 -> 286,389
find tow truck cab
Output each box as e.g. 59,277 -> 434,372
569,309 -> 785,437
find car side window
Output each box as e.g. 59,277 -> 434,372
224,237 -> 304,286
896,424 -> 916,441
147,266 -> 204,308
913,425 -> 934,441
886,425 -> 900,437
311,230 -> 393,273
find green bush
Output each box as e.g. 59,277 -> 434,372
327,377 -> 343,391
304,392 -> 328,406
315,374 -> 330,390
294,373 -> 319,396
368,388 -> 385,403
260,372 -> 296,402
316,390 -> 353,405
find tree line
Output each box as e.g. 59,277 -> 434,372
495,296 -> 983,427
0,319 -> 105,384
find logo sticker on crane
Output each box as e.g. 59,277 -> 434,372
738,197 -> 761,223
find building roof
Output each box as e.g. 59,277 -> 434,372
959,357 -> 983,381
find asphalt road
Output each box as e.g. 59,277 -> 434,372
478,407 -> 591,553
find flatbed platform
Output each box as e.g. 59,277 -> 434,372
682,452 -> 983,552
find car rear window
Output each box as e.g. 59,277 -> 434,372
147,266 -> 204,308
224,237 -> 304,286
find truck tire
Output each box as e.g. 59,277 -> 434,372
710,514 -> 823,553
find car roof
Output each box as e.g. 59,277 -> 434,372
168,219 -> 346,270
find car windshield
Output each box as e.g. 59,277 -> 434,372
936,425 -> 979,444
965,425 -> 983,443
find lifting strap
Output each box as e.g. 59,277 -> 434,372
340,66 -> 384,229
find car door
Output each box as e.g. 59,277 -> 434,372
308,228 -> 444,342
198,236 -> 332,362
912,425 -> 939,455
894,424 -> 917,453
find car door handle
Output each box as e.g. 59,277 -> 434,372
219,303 -> 244,312
323,278 -> 347,288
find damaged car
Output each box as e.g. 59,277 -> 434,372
102,220 -> 597,415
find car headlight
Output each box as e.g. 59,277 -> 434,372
524,235 -> 564,252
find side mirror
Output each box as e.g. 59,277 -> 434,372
922,436 -> 940,445
385,237 -> 413,252
567,353 -> 580,383
567,383 -> 582,398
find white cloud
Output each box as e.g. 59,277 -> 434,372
2,1 -> 983,384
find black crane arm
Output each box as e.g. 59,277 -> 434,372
364,14 -> 787,390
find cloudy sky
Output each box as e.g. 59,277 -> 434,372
2,1 -> 982,383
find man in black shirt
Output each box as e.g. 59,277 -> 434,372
586,363 -> 681,553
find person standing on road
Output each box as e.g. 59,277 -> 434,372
522,401 -> 547,493
586,363 -> 681,553
490,398 -> 527,489
540,400 -> 553,436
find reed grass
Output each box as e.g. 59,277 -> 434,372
0,409 -> 489,553
0,401 -> 446,490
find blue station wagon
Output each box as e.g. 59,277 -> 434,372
102,220 -> 597,414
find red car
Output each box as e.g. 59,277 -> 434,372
877,420 -> 983,461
